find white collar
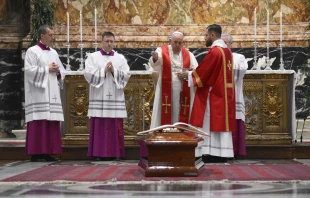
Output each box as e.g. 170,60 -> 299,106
211,39 -> 227,48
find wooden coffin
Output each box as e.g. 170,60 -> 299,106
138,132 -> 202,177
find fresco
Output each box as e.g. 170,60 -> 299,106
54,0 -> 308,25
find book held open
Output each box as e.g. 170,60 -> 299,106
137,122 -> 209,137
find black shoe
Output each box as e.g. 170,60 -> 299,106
202,155 -> 227,163
44,155 -> 59,162
94,157 -> 102,161
30,154 -> 46,162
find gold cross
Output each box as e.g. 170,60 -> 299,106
182,97 -> 189,115
162,96 -> 171,114
227,60 -> 232,71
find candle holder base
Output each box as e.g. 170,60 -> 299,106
93,42 -> 99,52
251,63 -> 260,70
279,63 -> 285,70
66,66 -> 72,71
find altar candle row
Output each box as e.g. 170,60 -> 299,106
253,9 -> 283,44
66,8 -> 98,44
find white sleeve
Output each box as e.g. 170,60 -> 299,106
239,54 -> 248,70
189,52 -> 198,70
84,54 -> 106,88
188,71 -> 194,87
112,55 -> 131,89
149,47 -> 163,71
24,49 -> 49,88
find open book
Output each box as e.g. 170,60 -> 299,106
137,122 -> 209,137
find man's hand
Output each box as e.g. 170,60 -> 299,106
176,71 -> 189,80
151,51 -> 158,63
104,61 -> 114,74
48,62 -> 59,73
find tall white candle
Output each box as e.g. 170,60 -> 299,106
280,11 -> 282,42
80,9 -> 82,43
267,10 -> 269,41
95,8 -> 97,42
254,8 -> 257,39
67,12 -> 69,43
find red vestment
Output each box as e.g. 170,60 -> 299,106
190,46 -> 236,132
161,45 -> 190,125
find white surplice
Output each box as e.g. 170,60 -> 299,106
24,45 -> 65,123
189,40 -> 234,158
84,50 -> 131,118
149,45 -> 198,129
233,52 -> 248,121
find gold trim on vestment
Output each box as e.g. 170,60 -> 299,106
217,46 -> 234,131
193,70 -> 203,88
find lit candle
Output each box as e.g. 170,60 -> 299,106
80,9 -> 82,43
95,8 -> 97,42
280,11 -> 282,42
67,12 -> 69,43
254,8 -> 256,39
267,10 -> 269,41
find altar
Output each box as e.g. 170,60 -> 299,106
61,70 -> 296,146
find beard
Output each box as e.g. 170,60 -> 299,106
205,38 -> 213,47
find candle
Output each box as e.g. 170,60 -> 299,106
267,10 -> 269,41
80,9 -> 82,43
254,8 -> 256,39
95,8 -> 97,42
280,11 -> 282,42
67,12 -> 69,43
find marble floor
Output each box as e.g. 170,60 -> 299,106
0,159 -> 310,198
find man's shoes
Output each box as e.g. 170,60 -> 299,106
44,155 -> 59,162
202,155 -> 228,163
30,154 -> 46,162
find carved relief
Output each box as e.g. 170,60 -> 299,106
263,84 -> 283,126
66,81 -> 90,135
244,81 -> 263,135
123,75 -> 154,136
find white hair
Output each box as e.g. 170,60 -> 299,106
171,31 -> 184,39
221,33 -> 233,43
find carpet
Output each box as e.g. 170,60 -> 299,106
2,163 -> 310,182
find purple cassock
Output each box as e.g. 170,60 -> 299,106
232,119 -> 246,156
87,117 -> 125,158
25,120 -> 62,155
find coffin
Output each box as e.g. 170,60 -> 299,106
138,132 -> 203,177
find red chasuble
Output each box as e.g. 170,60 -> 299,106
190,46 -> 236,132
161,45 -> 190,125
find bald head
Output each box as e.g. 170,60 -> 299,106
170,31 -> 184,54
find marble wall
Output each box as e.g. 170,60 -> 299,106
0,0 -> 309,137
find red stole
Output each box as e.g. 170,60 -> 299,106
161,45 -> 190,125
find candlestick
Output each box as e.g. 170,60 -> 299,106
66,43 -> 71,71
67,12 -> 69,43
267,10 -> 269,41
280,11 -> 282,42
95,8 -> 97,42
254,8 -> 257,39
279,11 -> 285,70
252,8 -> 260,70
93,8 -> 98,51
265,9 -> 271,70
80,9 -> 82,43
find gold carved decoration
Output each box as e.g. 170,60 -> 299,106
263,85 -> 283,126
243,74 -> 291,145
123,74 -> 154,138
62,75 -> 90,144
243,81 -> 263,135
62,73 -> 293,146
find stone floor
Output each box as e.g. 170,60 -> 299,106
0,159 -> 310,198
